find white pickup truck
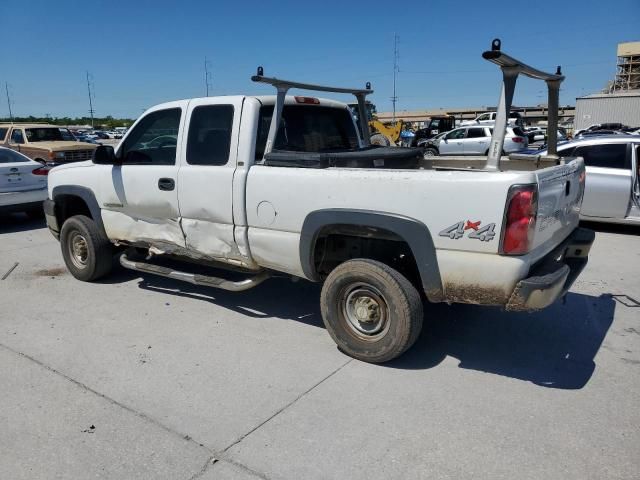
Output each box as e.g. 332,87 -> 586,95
44,41 -> 594,363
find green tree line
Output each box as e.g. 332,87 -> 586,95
0,115 -> 135,129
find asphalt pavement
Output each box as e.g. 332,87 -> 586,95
0,215 -> 638,480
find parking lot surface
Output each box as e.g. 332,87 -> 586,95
1,216 -> 639,480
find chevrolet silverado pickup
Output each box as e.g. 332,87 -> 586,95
44,40 -> 595,363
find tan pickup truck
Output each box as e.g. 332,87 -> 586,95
0,123 -> 97,164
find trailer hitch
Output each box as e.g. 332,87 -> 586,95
251,67 -> 374,156
482,38 -> 565,170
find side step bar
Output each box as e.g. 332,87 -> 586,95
119,254 -> 270,292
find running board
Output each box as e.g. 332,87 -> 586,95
119,254 -> 270,292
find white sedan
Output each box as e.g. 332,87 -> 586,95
0,147 -> 49,218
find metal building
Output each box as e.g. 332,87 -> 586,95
574,90 -> 640,130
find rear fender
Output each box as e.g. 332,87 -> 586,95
300,209 -> 444,302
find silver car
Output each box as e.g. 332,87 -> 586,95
536,135 -> 640,225
0,147 -> 49,217
426,125 -> 528,156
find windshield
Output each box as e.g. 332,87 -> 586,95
256,105 -> 359,159
25,128 -> 65,142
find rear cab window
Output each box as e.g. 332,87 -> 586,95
255,105 -> 359,160
186,105 -> 234,166
0,128 -> 8,142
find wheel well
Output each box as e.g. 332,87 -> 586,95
312,225 -> 421,289
55,194 -> 92,226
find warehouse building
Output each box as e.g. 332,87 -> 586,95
574,90 -> 640,131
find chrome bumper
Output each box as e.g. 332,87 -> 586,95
506,227 -> 595,311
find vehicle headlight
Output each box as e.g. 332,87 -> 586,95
55,151 -> 65,159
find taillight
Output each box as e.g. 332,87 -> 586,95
32,167 -> 49,176
512,136 -> 524,143
501,185 -> 537,255
294,96 -> 320,104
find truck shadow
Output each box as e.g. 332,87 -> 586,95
389,292 -> 616,390
0,213 -> 46,233
109,268 -> 615,390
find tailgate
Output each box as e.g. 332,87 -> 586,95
531,157 -> 585,255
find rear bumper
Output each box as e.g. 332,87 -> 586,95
506,227 -> 595,311
0,187 -> 47,209
43,198 -> 60,240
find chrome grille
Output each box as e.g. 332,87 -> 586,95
62,150 -> 94,162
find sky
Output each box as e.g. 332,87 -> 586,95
1,0 -> 639,119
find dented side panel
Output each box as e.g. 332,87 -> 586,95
101,209 -> 185,247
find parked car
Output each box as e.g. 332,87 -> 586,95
575,130 -> 630,139
44,41 -> 594,363
0,146 -> 49,217
533,135 -> 640,225
423,125 -> 528,156
0,124 -> 98,165
460,111 -> 524,128
526,127 -> 567,143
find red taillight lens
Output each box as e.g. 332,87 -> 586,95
294,96 -> 320,104
32,167 -> 49,176
512,136 -> 524,143
502,186 -> 537,255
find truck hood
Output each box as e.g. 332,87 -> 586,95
27,141 -> 97,151
49,160 -> 94,172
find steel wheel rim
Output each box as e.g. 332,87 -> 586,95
68,232 -> 89,269
423,149 -> 435,158
341,283 -> 390,340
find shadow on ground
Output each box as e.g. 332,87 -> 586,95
389,292 -> 616,389
106,261 -> 615,390
0,213 -> 46,233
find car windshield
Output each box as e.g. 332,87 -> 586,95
25,128 -> 65,142
255,105 -> 359,159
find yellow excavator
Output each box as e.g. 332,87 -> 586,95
349,102 -> 404,146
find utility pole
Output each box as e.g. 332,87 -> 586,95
5,82 -> 13,123
204,57 -> 213,96
86,71 -> 95,128
391,34 -> 399,121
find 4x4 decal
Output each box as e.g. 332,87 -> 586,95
439,220 -> 496,242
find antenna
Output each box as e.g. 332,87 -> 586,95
204,57 -> 213,96
86,71 -> 95,128
5,82 -> 13,123
391,34 -> 399,122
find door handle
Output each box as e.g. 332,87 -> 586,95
158,178 -> 175,191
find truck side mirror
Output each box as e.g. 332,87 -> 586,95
93,145 -> 117,164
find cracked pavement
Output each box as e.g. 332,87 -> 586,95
1,216 -> 639,479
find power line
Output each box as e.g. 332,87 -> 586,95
86,71 -> 95,128
204,57 -> 213,96
391,34 -> 399,121
5,82 -> 13,123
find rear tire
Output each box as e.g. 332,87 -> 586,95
320,259 -> 423,363
370,133 -> 391,147
60,215 -> 113,281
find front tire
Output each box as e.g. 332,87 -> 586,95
60,215 -> 113,281
422,147 -> 438,158
370,133 -> 391,146
320,259 -> 423,363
